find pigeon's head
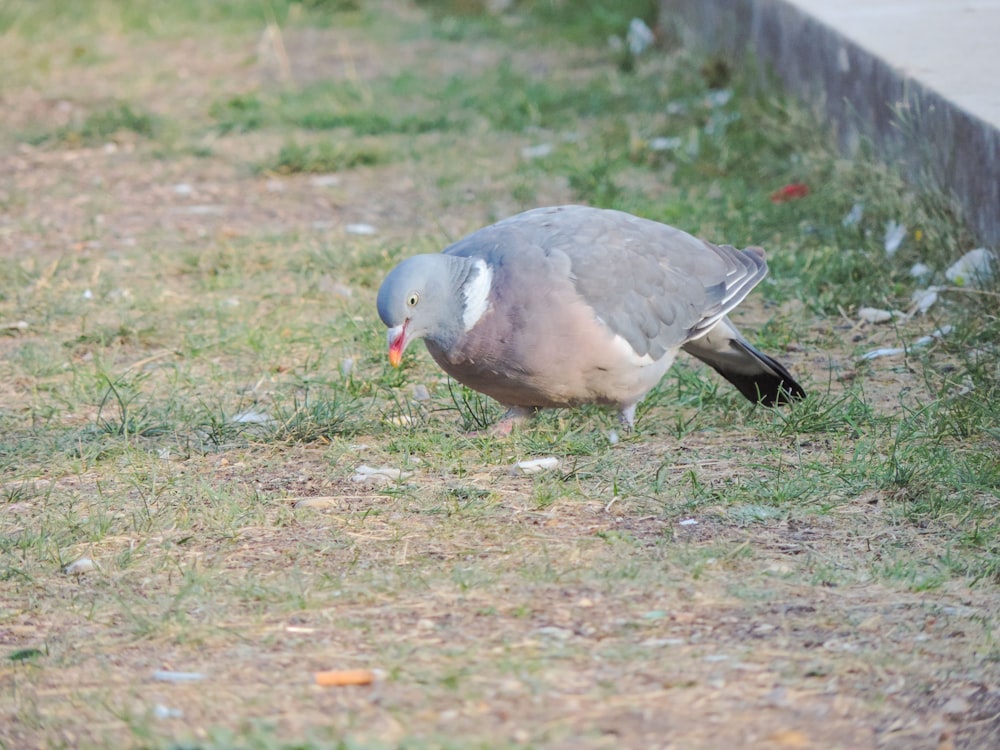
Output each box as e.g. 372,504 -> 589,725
377,254 -> 473,367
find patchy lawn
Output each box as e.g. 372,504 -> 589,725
1,1 -> 998,748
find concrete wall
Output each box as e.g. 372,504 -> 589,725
661,0 -> 1000,247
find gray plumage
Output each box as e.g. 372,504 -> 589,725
377,205 -> 804,432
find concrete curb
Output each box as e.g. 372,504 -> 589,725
661,0 -> 1000,247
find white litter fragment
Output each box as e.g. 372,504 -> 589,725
607,429 -> 619,446
704,88 -> 733,108
515,457 -> 560,475
153,704 -> 183,719
626,17 -> 655,57
63,557 -> 96,575
82,289 -> 93,300
910,285 -> 942,315
231,409 -> 273,425
174,205 -> 226,215
521,143 -> 553,159
350,464 -> 413,484
860,326 -> 952,360
649,136 -> 682,152
345,223 -> 377,236
152,670 -> 205,683
842,202 -> 864,227
340,357 -> 354,377
884,220 -> 906,255
861,346 -> 905,360
857,307 -> 897,324
945,247 -> 996,286
913,326 -> 953,347
679,518 -> 698,526
310,174 -> 341,188
172,183 -> 193,196
909,262 -> 932,279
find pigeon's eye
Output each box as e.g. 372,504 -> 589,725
406,293 -> 419,307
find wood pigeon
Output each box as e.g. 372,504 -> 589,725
377,205 -> 805,433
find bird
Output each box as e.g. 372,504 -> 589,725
376,205 -> 805,434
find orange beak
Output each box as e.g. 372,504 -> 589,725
387,322 -> 407,367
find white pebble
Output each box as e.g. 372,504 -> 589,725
909,262 -> 932,279
607,429 -> 619,445
172,183 -> 193,196
340,357 -> 354,377
679,518 -> 698,526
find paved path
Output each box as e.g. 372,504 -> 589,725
662,0 -> 1000,246
787,0 -> 1000,130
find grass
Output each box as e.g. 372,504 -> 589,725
1,0 -> 999,748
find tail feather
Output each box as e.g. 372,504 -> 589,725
682,318 -> 805,407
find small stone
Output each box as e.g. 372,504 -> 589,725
412,384 -> 430,401
940,696 -> 970,717
294,497 -> 340,509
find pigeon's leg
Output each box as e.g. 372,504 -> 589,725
618,403 -> 637,434
490,405 -> 537,437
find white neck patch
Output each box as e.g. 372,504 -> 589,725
462,258 -> 492,330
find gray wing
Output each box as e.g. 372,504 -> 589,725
451,205 -> 769,360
